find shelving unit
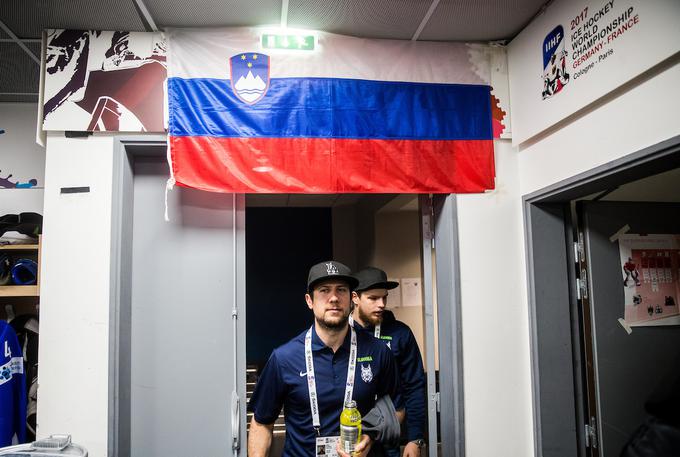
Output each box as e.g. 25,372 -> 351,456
0,237 -> 41,316
0,285 -> 39,297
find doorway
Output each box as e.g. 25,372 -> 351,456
244,194 -> 436,456
524,135 -> 680,457
111,140 -> 465,457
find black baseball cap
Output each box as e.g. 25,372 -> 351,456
353,267 -> 399,292
307,260 -> 358,292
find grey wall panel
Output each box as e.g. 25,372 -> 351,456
128,155 -> 242,456
433,194 -> 464,457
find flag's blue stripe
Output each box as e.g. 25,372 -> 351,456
168,77 -> 493,140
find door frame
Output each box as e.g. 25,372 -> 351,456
108,136 -> 248,456
432,194 -> 466,457
108,140 -> 467,457
523,134 -> 680,457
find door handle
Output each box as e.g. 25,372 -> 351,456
231,390 -> 240,450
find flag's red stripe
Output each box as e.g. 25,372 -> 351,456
170,136 -> 495,194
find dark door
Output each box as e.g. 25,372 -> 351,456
578,201 -> 680,456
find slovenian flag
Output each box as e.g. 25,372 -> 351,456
167,28 -> 495,193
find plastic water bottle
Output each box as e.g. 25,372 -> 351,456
340,400 -> 362,455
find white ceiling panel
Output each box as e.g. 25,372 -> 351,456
0,42 -> 40,95
145,0 -> 282,29
0,0 -> 550,103
288,0 -> 433,40
0,0 -> 145,38
418,0 -> 546,41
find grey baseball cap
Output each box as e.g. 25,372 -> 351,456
307,260 -> 358,291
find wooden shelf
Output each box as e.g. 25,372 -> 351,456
0,244 -> 39,251
0,285 -> 39,297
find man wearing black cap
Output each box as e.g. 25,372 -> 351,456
248,260 -> 402,457
351,267 -> 427,457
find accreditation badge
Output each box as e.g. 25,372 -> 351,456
316,436 -> 339,457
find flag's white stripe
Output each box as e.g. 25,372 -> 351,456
167,27 -> 490,85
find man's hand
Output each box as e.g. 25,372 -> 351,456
336,434 -> 373,457
403,441 -> 421,457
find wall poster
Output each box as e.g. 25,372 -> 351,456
508,0 -> 680,145
42,30 -> 166,132
618,234 -> 680,327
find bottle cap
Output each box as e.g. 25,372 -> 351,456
345,400 -> 357,408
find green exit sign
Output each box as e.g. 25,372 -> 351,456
261,33 -> 315,51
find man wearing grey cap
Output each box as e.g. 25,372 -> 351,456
351,267 -> 427,457
249,260 -> 402,457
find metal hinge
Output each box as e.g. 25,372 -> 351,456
577,232 -> 585,262
434,391 -> 441,412
585,418 -> 598,448
579,268 -> 588,300
573,242 -> 579,264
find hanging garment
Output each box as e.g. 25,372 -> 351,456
0,321 -> 26,446
9,314 -> 39,442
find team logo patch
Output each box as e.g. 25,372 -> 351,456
0,357 -> 21,386
541,25 -> 570,100
229,53 -> 270,104
326,262 -> 339,275
361,364 -> 373,383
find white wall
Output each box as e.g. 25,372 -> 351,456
371,210 -> 426,362
478,3 -> 680,457
0,103 -> 45,214
517,58 -> 680,195
456,140 -> 533,457
38,133 -> 115,456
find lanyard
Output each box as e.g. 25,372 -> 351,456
305,325 -> 357,435
349,315 -> 380,338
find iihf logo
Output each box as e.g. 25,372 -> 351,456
326,262 -> 339,275
229,53 -> 270,104
542,25 -> 570,100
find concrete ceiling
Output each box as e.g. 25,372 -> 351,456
0,0 -> 548,103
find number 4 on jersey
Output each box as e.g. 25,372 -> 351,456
4,341 -> 10,358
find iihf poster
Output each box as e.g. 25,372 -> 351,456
618,234 -> 680,327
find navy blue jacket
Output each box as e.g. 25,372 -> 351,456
353,311 -> 426,442
250,324 -> 402,457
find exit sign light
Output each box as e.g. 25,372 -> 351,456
261,33 -> 315,51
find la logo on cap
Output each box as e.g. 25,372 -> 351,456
325,262 -> 339,275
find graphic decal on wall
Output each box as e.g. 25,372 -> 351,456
43,30 -> 166,132
0,171 -> 38,189
491,95 -> 506,138
541,25 -> 570,99
618,234 -> 680,327
467,44 -> 509,138
509,0 -> 680,144
0,130 -> 38,189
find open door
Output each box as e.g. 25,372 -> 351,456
577,201 -> 680,456
419,195 -> 465,457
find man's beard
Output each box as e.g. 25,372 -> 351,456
357,305 -> 382,326
317,311 -> 349,330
